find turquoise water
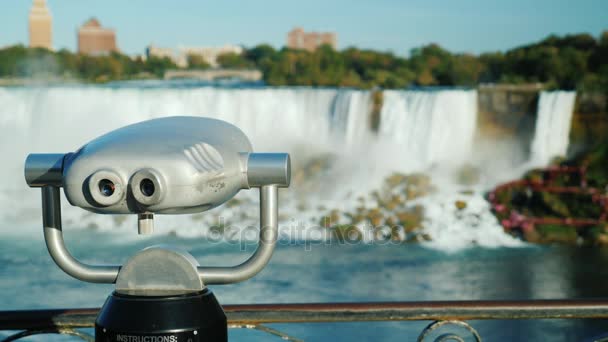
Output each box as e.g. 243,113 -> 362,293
1,229 -> 608,341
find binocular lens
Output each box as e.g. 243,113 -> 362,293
140,179 -> 155,197
99,179 -> 115,197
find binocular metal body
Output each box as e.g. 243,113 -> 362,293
24,116 -> 291,341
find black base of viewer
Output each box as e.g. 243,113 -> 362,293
95,289 -> 227,342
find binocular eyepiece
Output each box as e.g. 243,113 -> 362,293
86,168 -> 165,208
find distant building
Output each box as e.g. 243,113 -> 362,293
287,27 -> 337,51
178,45 -> 244,68
146,45 -> 185,67
146,45 -> 244,68
29,0 -> 52,50
78,18 -> 117,55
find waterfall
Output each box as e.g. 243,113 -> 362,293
0,84 -> 522,250
330,90 -> 371,145
376,90 -> 522,250
0,87 -> 376,151
378,90 -> 478,168
0,87 -> 334,151
529,91 -> 577,166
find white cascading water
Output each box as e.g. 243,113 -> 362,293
0,85 -> 524,249
330,91 -> 371,145
529,91 -> 577,166
378,90 -> 478,168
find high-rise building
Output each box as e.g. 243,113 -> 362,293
287,27 -> 337,51
29,0 -> 52,50
287,27 -> 305,50
78,18 -> 117,55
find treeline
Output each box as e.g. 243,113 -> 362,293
237,31 -> 607,91
0,45 -> 176,82
0,31 -> 606,91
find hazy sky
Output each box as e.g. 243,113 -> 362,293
1,0 -> 607,56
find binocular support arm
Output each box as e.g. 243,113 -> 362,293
42,186 -> 121,283
197,184 -> 278,284
29,147 -> 290,285
40,184 -> 281,285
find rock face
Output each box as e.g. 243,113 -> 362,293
476,85 -> 541,162
455,200 -> 467,210
570,93 -> 608,155
477,86 -> 608,164
477,84 -> 541,139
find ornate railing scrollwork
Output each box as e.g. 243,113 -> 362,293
1,328 -> 94,342
417,320 -> 482,342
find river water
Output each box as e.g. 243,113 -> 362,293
1,231 -> 608,341
0,82 -> 599,341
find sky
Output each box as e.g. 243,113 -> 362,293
1,0 -> 607,56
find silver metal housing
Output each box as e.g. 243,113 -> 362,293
63,116 -> 252,214
25,116 -> 291,286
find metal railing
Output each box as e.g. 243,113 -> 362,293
2,299 -> 608,341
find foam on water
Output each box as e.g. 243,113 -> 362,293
418,189 -> 523,251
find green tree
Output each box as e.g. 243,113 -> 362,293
143,56 -> 176,78
216,52 -> 253,69
446,54 -> 483,86
186,54 -> 210,70
245,44 -> 276,65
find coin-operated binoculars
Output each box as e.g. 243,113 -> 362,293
24,116 -> 290,342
